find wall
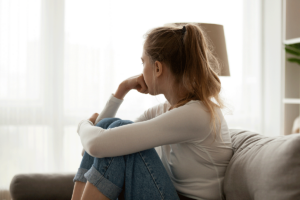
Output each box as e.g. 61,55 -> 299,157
262,0 -> 282,136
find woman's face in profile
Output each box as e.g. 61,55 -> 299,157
141,50 -> 154,95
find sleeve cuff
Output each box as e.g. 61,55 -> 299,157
77,119 -> 94,135
110,93 -> 124,104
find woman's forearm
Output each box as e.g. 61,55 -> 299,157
113,82 -> 131,100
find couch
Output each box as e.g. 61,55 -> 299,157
9,129 -> 300,200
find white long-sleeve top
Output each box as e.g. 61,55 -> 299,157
77,93 -> 233,200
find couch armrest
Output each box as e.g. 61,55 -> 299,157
10,173 -> 76,200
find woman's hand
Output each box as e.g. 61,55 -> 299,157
81,148 -> 85,157
89,113 -> 99,125
123,73 -> 149,94
80,113 -> 98,157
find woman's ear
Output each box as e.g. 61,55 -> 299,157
155,61 -> 163,77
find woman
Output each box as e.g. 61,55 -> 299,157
71,23 -> 233,200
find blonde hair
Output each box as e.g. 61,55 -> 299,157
143,23 -> 227,143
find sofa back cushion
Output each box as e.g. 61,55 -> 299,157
224,129 -> 300,200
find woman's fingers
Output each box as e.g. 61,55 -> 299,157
138,80 -> 147,93
123,73 -> 148,94
138,74 -> 148,93
89,113 -> 99,124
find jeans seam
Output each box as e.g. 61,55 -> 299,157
95,157 -> 114,185
138,151 -> 165,200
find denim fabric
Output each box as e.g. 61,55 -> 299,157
73,117 -> 181,200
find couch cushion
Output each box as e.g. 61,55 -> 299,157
224,129 -> 300,200
10,173 -> 76,200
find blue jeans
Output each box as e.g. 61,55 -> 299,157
73,117 -> 181,200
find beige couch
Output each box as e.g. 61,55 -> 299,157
9,129 -> 300,200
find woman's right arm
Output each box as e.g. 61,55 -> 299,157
94,73 -> 148,124
81,83 -> 129,156
93,82 -> 130,125
81,73 -> 148,156
113,82 -> 131,101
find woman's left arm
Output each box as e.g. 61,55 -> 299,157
77,104 -> 211,158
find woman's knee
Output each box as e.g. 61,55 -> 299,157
108,119 -> 133,128
95,117 -> 121,128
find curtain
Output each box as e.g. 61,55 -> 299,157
0,0 -> 263,194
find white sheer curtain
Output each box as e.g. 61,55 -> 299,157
0,0 -> 263,193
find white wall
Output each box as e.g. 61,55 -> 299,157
262,0 -> 282,136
